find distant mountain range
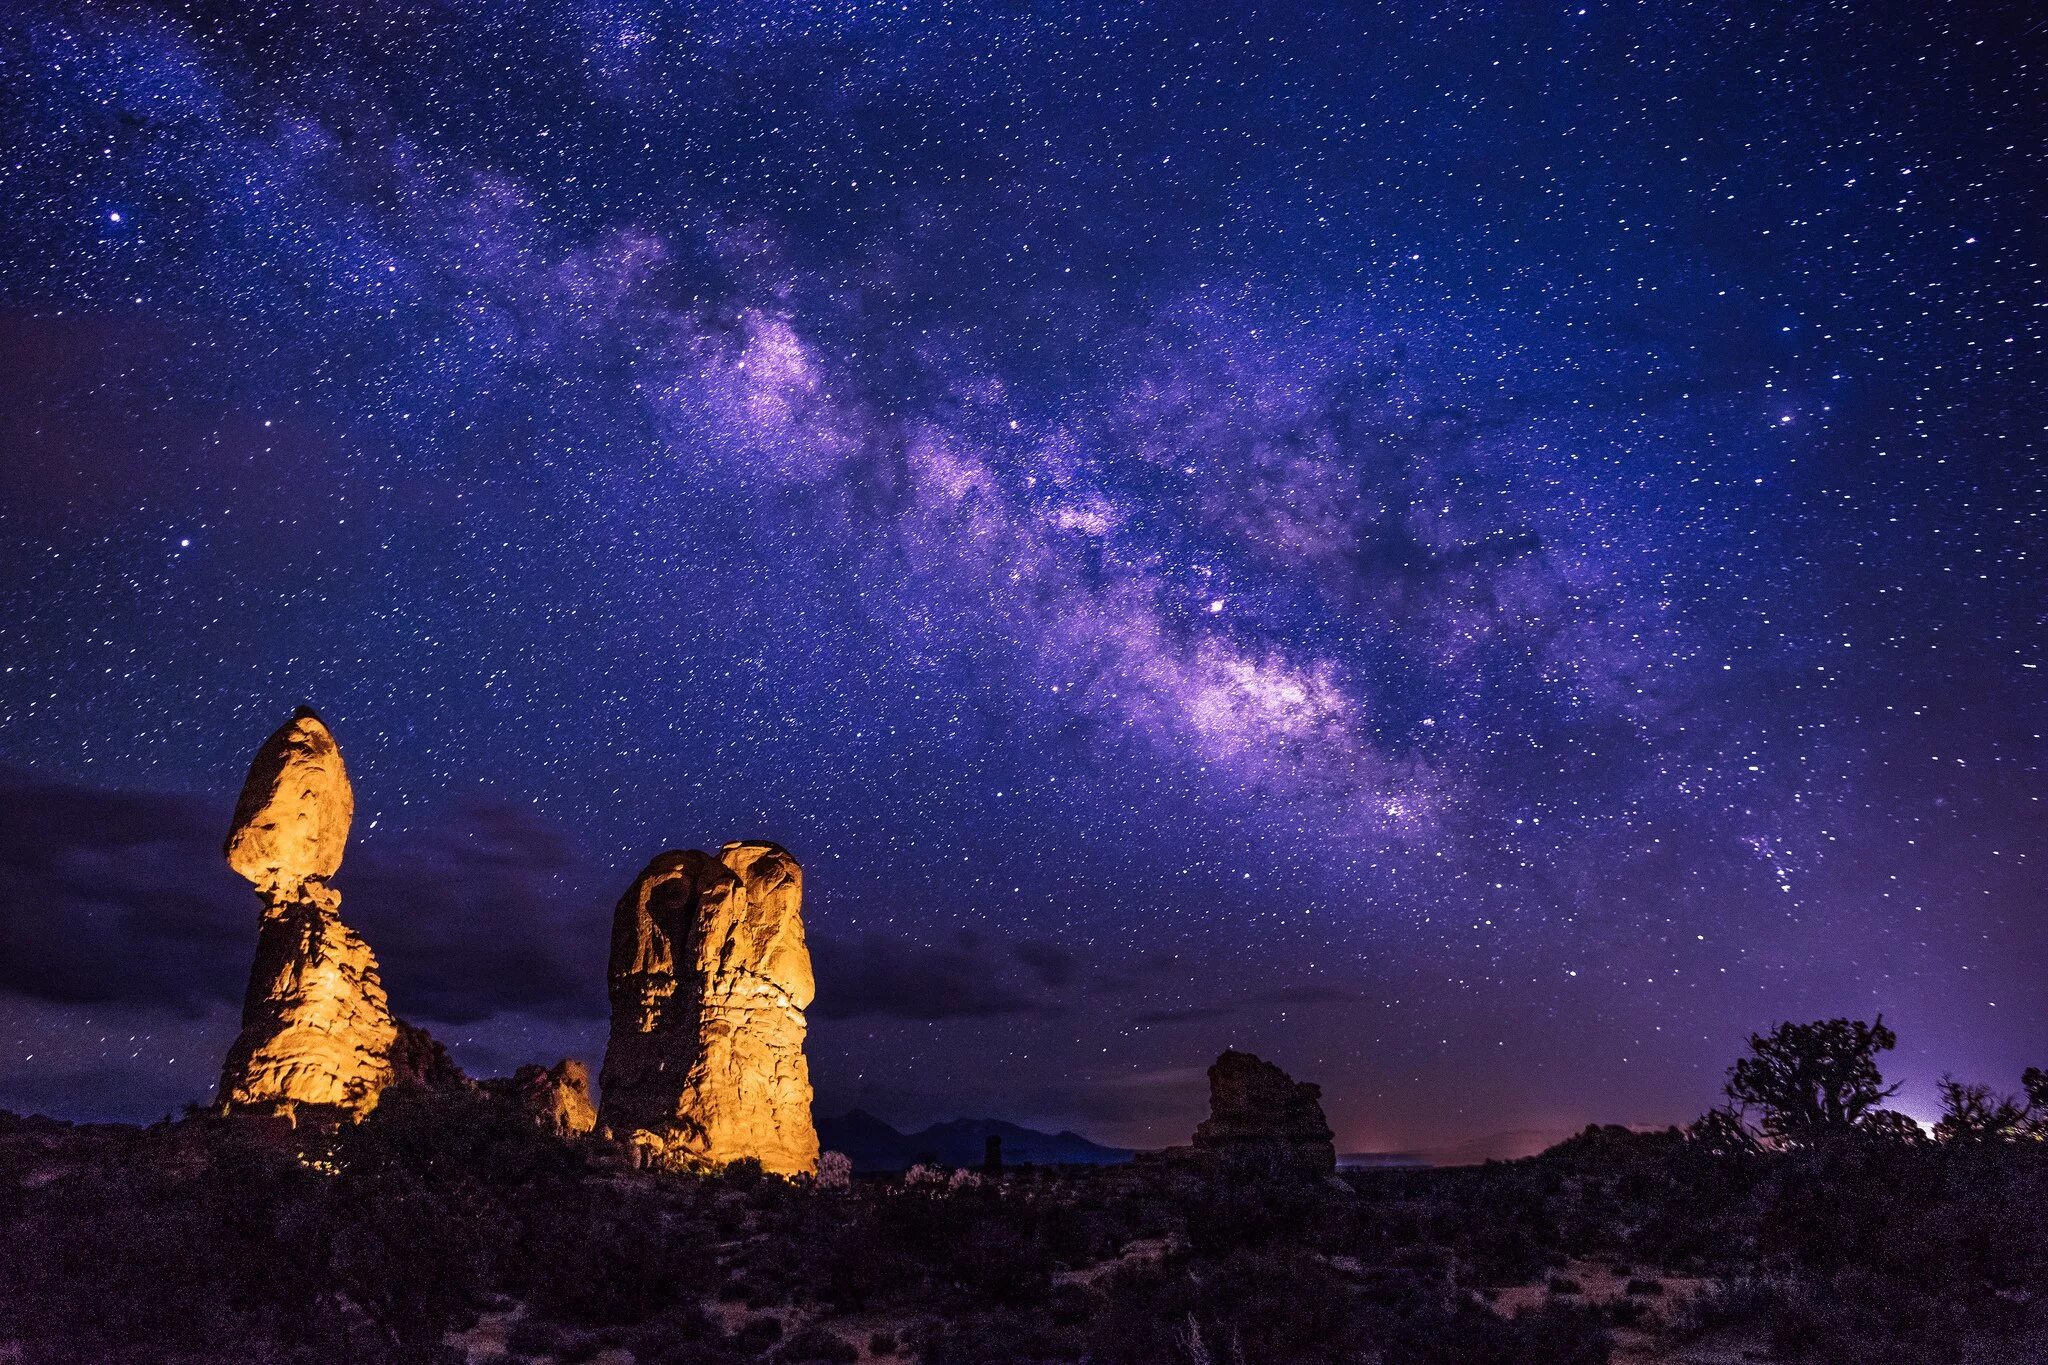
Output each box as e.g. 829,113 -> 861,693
816,1110 -> 1134,1172
818,1115 -> 1594,1174
1340,1126 -> 1623,1169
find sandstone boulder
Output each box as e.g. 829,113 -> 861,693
224,706 -> 352,895
216,709 -> 400,1120
598,841 -> 818,1175
388,1018 -> 471,1094
487,1059 -> 597,1136
1191,1049 -> 1337,1179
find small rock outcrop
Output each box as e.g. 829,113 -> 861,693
1191,1049 -> 1337,1179
598,841 -> 818,1175
486,1059 -> 597,1136
388,1019 -> 471,1094
216,708 -> 401,1119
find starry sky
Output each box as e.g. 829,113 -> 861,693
0,0 -> 2041,1156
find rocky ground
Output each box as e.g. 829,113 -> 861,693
437,1243 -> 1752,1365
3,1099 -> 2044,1365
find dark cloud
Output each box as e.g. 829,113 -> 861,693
0,768 -> 1085,1039
1010,938 -> 1078,989
0,768 -> 244,1015
1128,1004 -> 1237,1025
810,930 -> 1062,1021
1092,952 -> 1187,994
346,802 -> 609,1025
1278,985 -> 1367,1007
1125,984 -> 1362,1027
0,770 -> 607,1027
1018,1066 -> 1210,1128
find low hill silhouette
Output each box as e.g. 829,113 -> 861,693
816,1108 -> 1133,1171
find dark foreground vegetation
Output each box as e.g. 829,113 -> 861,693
3,1021 -> 2044,1365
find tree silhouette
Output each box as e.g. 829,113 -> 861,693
1724,1016 -> 1900,1145
2024,1067 -> 2048,1134
1685,1104 -> 1763,1158
1934,1077 -> 2028,1144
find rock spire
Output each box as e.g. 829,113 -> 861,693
216,708 -> 400,1119
598,841 -> 819,1175
1191,1049 -> 1337,1179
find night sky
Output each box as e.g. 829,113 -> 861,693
1,1 -> 2041,1157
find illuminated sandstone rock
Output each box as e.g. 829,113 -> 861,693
1191,1049 -> 1336,1179
216,709 -> 400,1119
598,841 -> 819,1175
224,707 -> 353,895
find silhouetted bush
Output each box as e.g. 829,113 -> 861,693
7,1076 -> 2047,1365
775,1324 -> 860,1363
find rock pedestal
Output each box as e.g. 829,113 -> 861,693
1191,1049 -> 1337,1179
216,709 -> 400,1120
598,841 -> 819,1175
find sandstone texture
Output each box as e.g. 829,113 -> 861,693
598,841 -> 819,1175
216,709 -> 400,1119
1191,1049 -> 1337,1179
224,707 -> 353,896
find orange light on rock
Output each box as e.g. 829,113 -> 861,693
215,707 -> 401,1121
599,840 -> 820,1176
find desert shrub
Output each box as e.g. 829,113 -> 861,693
1045,1281 -> 1096,1326
1353,1265 -> 1433,1309
950,1219 -> 1056,1307
1449,1179 -> 1560,1285
0,1124 -> 423,1363
1761,1270 -> 1983,1364
509,1187 -> 706,1325
1088,1248 -> 1373,1365
1387,1242 -> 1452,1275
333,1086 -> 585,1189
625,1304 -> 734,1365
1381,1300 -> 1610,1365
321,1166 -> 490,1349
814,1150 -> 853,1190
1180,1173 -> 1330,1255
556,1333 -> 612,1365
774,1325 -> 860,1363
503,1316 -> 566,1354
908,1306 -> 1085,1365
12,1097 -> 2048,1365
1744,1141 -> 2048,1360
1663,1276 -> 1780,1340
732,1314 -> 785,1350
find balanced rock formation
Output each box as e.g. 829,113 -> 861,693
1191,1049 -> 1337,1179
216,708 -> 401,1120
598,841 -> 818,1175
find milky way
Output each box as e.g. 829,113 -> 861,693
0,2 -> 2039,1152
